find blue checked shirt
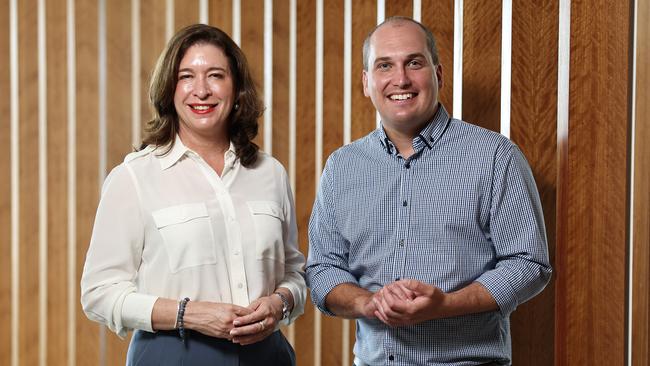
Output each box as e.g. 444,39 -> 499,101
306,105 -> 552,366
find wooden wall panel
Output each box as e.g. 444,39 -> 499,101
320,2 -> 345,364
632,0 -> 650,364
556,1 -> 631,364
385,0 -> 412,18
271,0 -> 290,168
46,1 -> 69,364
17,0 -> 40,365
0,0 -> 11,364
104,1 -> 133,363
75,0 -> 101,364
351,0 -> 376,140
240,0 -> 265,151
509,1 -> 558,365
209,0 -> 233,37
421,1 -> 454,115
294,1 -> 316,364
462,0 -> 501,131
140,0 -> 167,134
175,0 -> 200,31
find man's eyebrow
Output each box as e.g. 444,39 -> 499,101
373,53 -> 428,65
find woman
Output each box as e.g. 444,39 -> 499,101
81,24 -> 306,365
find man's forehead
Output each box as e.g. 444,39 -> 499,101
368,23 -> 429,60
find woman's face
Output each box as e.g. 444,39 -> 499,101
174,43 -> 235,142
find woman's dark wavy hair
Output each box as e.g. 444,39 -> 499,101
141,24 -> 263,167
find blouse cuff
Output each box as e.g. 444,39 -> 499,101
121,293 -> 159,333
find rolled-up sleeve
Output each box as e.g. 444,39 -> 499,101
475,144 -> 552,316
306,156 -> 358,316
80,164 -> 157,338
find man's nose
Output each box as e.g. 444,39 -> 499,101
392,66 -> 412,88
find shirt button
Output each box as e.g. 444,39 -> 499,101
405,162 -> 410,169
233,250 -> 240,255
388,355 -> 394,361
237,283 -> 243,289
402,201 -> 408,206
399,239 -> 404,246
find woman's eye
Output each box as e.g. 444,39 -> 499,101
178,74 -> 192,80
210,73 -> 224,79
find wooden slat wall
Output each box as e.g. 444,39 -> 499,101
555,1 -> 631,365
632,0 -> 650,365
0,1 -> 645,365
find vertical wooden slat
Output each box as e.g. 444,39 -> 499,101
18,0 -> 40,365
385,0 -> 412,18
321,1 -> 345,364
0,0 -> 12,363
174,0 -> 200,31
209,0 -> 233,37
140,0 -> 167,135
462,0 -> 501,131
632,0 -> 650,364
556,1 -> 631,364
46,0 -> 69,364
294,1 -> 316,364
420,1 -> 454,115
240,0 -> 265,150
75,0 -> 100,363
104,0 -> 133,363
272,0 -> 290,168
350,0 -> 375,141
509,1 -> 558,365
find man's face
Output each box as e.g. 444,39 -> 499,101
363,22 -> 443,135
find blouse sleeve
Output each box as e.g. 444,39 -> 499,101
80,164 -> 158,338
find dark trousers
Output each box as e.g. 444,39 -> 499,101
126,329 -> 295,366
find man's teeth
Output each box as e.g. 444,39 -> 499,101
191,105 -> 213,110
390,93 -> 414,100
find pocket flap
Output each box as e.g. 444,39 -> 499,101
246,201 -> 283,219
152,203 -> 209,228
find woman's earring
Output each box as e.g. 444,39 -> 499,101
234,103 -> 239,111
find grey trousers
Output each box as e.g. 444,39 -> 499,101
126,329 -> 295,366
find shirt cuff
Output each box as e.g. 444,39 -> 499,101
121,293 -> 159,333
475,269 -> 518,316
306,266 -> 358,316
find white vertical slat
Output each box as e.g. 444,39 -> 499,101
376,0 -> 385,128
500,0 -> 512,138
132,0 -> 141,147
98,1 -> 108,364
199,0 -> 208,24
166,0 -> 174,40
263,0 -> 273,153
37,0 -> 48,364
557,0 -> 570,147
413,0 -> 421,22
9,0 -> 19,363
343,0 -> 352,146
66,0 -> 77,364
314,0 -> 324,364
232,0 -> 241,45
452,0 -> 463,119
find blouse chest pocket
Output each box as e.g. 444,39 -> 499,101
152,203 -> 216,273
246,201 -> 284,261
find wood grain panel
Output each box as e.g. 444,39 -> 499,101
174,0 -> 200,31
385,0 -> 412,18
140,0 -> 167,135
294,1 -> 316,364
351,0 -> 376,141
240,0 -> 265,150
209,0 -> 233,37
509,1 -> 558,365
0,0 -> 11,363
75,1 -> 101,364
632,0 -> 650,364
105,0 -> 133,363
17,1 -> 40,365
321,2 -> 345,364
272,0 -> 290,168
462,0 -> 501,131
46,0 -> 69,364
556,1 -> 631,364
420,1 -> 454,115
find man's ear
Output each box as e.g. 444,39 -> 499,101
362,70 -> 369,97
435,64 -> 443,89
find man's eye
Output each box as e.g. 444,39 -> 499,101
408,60 -> 422,68
377,63 -> 391,70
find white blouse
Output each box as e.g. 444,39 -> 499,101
80,136 -> 306,338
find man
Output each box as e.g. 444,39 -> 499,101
306,16 -> 551,366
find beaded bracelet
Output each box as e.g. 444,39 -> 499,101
176,297 -> 190,342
